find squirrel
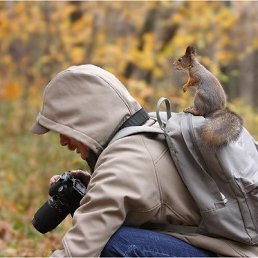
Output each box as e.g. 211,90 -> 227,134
174,46 -> 243,148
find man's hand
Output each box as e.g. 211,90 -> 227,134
50,170 -> 91,187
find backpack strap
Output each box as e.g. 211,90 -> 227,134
109,98 -> 173,145
156,97 -> 171,130
104,108 -> 149,150
109,125 -> 163,145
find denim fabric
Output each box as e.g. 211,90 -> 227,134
101,226 -> 216,257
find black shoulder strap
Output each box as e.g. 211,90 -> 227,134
102,108 -> 150,152
119,108 -> 150,130
109,98 -> 173,145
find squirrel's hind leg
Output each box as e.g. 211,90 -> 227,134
183,106 -> 202,116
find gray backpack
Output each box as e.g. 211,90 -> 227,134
111,98 -> 258,245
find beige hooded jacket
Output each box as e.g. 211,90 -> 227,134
32,65 -> 258,257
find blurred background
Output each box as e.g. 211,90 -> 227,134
1,1 -> 258,256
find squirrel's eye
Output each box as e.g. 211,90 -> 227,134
178,58 -> 182,62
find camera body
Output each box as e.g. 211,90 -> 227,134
32,171 -> 87,234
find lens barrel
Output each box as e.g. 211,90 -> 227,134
31,200 -> 69,234
32,171 -> 87,234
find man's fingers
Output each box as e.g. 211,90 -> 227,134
71,170 -> 91,186
49,175 -> 60,185
49,170 -> 91,187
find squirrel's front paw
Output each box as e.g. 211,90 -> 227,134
183,85 -> 187,92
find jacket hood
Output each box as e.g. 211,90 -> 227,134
31,64 -> 143,155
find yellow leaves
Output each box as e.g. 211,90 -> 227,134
170,2 -> 239,55
153,66 -> 164,78
28,85 -> 42,109
215,7 -> 237,30
1,83 -> 22,101
127,79 -> 154,108
136,52 -> 155,70
73,13 -> 93,32
130,33 -> 157,70
1,55 -> 12,67
52,2 -> 77,22
252,37 -> 258,49
173,33 -> 196,53
70,46 -> 85,64
171,13 -> 184,25
217,51 -> 235,65
6,174 -> 14,184
0,11 -> 10,39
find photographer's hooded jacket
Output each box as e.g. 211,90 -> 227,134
32,65 -> 258,257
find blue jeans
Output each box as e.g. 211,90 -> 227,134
101,226 -> 216,257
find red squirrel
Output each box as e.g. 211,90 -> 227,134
174,46 -> 243,148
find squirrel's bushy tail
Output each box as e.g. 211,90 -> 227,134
201,108 -> 243,148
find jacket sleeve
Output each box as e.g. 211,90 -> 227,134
50,136 -> 160,257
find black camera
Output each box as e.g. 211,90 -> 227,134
32,171 -> 87,234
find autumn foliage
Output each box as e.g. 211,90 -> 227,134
1,1 -> 258,256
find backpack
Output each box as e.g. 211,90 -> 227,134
110,97 -> 258,245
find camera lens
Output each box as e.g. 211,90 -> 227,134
32,171 -> 87,234
32,199 -> 69,234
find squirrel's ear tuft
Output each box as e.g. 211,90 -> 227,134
185,46 -> 196,56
